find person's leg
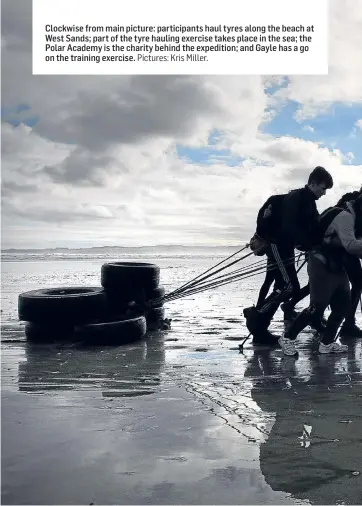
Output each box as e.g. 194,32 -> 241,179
243,243 -> 291,343
286,282 -> 310,307
280,283 -> 309,321
256,256 -> 276,308
257,243 -> 295,325
279,254 -> 334,356
284,252 -> 310,309
340,255 -> 362,337
283,260 -> 301,298
278,261 -> 303,320
319,274 -> 350,353
283,280 -> 328,332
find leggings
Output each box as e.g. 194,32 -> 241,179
285,254 -> 351,344
256,255 -> 277,308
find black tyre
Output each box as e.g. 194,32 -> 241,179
104,289 -> 146,314
101,262 -> 160,296
75,315 -> 147,345
146,306 -> 165,330
25,322 -> 75,342
18,286 -> 107,324
146,285 -> 166,302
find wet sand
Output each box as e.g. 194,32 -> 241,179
1,257 -> 362,504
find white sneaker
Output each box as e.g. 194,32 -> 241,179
278,336 -> 298,356
318,342 -> 348,354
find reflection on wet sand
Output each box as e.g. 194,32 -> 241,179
2,316 -> 362,504
17,334 -> 166,397
246,340 -> 362,505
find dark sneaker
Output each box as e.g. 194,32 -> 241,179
340,324 -> 362,338
281,302 -> 299,321
252,329 -> 280,347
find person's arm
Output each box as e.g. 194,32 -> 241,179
331,212 -> 362,257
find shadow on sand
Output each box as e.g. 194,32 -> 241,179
245,339 -> 362,505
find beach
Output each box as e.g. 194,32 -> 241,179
1,250 -> 362,505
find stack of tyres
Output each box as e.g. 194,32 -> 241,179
100,262 -> 166,330
18,285 -> 147,345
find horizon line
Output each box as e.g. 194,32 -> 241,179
2,244 -> 245,252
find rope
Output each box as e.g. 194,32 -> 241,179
160,256 -> 268,302
153,253 -> 303,305
163,244 -> 250,300
155,244 -> 283,305
151,247 -> 254,308
166,256 -> 297,301
155,258 -> 265,305
156,253 -> 304,305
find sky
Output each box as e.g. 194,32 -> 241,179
1,0 -> 362,249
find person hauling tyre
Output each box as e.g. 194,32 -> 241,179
279,193 -> 362,356
334,191 -> 362,338
244,166 -> 333,345
252,193 -> 310,312
253,193 -> 286,309
278,189 -> 362,337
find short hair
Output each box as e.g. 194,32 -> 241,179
308,166 -> 333,188
336,191 -> 360,208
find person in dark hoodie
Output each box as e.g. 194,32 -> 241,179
279,194 -> 362,355
244,167 -> 333,345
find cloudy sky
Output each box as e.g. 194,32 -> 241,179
1,0 -> 362,249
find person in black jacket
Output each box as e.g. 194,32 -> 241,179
254,193 -> 309,312
244,166 -> 333,345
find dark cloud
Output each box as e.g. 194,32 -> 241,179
43,148 -> 114,185
1,0 -> 31,48
1,0 -> 223,150
1,180 -> 38,196
3,201 -> 113,223
1,0 -> 228,190
65,76 -> 221,151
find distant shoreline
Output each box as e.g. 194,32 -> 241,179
2,245 -> 243,253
